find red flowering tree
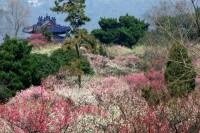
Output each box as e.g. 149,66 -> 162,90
124,71 -> 167,105
28,34 -> 48,46
91,77 -> 149,132
90,75 -> 200,132
0,86 -> 71,133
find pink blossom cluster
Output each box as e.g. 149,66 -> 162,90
28,34 -> 48,46
90,74 -> 200,132
68,105 -> 108,132
146,71 -> 166,92
0,86 -> 71,133
124,71 -> 166,95
124,73 -> 148,94
84,53 -> 110,75
1,69 -> 200,132
41,75 -> 68,91
28,34 -> 44,40
91,75 -> 200,132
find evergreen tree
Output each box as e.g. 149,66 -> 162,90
51,0 -> 91,88
164,42 -> 196,97
0,36 -> 42,100
92,14 -> 149,47
51,0 -> 90,34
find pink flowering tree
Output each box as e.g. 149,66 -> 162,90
28,34 -> 49,46
67,105 -> 108,132
124,71 -> 167,105
0,86 -> 71,133
1,69 -> 200,132
91,77 -> 149,132
90,75 -> 200,132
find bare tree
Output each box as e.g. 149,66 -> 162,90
142,0 -> 200,84
145,0 -> 200,42
5,0 -> 31,37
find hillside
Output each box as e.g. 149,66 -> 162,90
1,0 -> 200,132
1,42 -> 200,132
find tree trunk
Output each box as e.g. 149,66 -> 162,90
75,43 -> 80,58
78,75 -> 81,88
75,43 -> 81,88
191,0 -> 200,38
14,30 -> 18,38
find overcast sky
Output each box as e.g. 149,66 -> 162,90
0,0 -> 161,40
27,0 -> 160,31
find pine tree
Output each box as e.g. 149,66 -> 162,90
51,0 -> 91,88
164,42 -> 196,97
0,36 -> 42,101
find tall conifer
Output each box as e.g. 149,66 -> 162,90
51,0 -> 91,88
164,42 -> 196,97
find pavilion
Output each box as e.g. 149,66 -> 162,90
23,15 -> 71,43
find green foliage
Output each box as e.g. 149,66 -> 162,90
164,42 -> 196,97
75,29 -> 97,50
142,87 -> 167,106
51,0 -> 90,33
0,86 -> 13,103
42,26 -> 52,41
79,58 -> 94,75
0,36 -> 42,100
142,87 -> 159,105
30,54 -> 58,77
51,48 -> 93,75
31,49 -> 94,78
64,58 -> 94,76
0,36 -> 93,101
62,30 -> 98,52
51,1 -> 94,51
98,44 -> 107,57
99,18 -> 118,30
92,14 -> 149,47
51,48 -> 78,67
52,0 -> 92,88
65,59 -> 84,76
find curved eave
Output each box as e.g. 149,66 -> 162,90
22,27 -> 34,34
48,26 -> 71,34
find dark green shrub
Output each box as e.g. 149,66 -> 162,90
51,48 -> 77,67
30,54 -> 58,77
142,87 -> 167,106
51,48 -> 93,75
164,42 -> 196,97
99,44 -> 107,57
0,36 -> 93,100
80,58 -> 94,75
0,87 -> 13,103
92,14 -> 149,47
0,36 -> 42,97
142,87 -> 159,105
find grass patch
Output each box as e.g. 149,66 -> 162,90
106,45 -> 133,58
132,45 -> 145,56
31,44 -> 61,56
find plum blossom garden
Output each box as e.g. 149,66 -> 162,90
1,44 -> 200,132
1,0 -> 200,132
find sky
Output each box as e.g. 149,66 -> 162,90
27,0 -> 160,31
0,0 -> 161,40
